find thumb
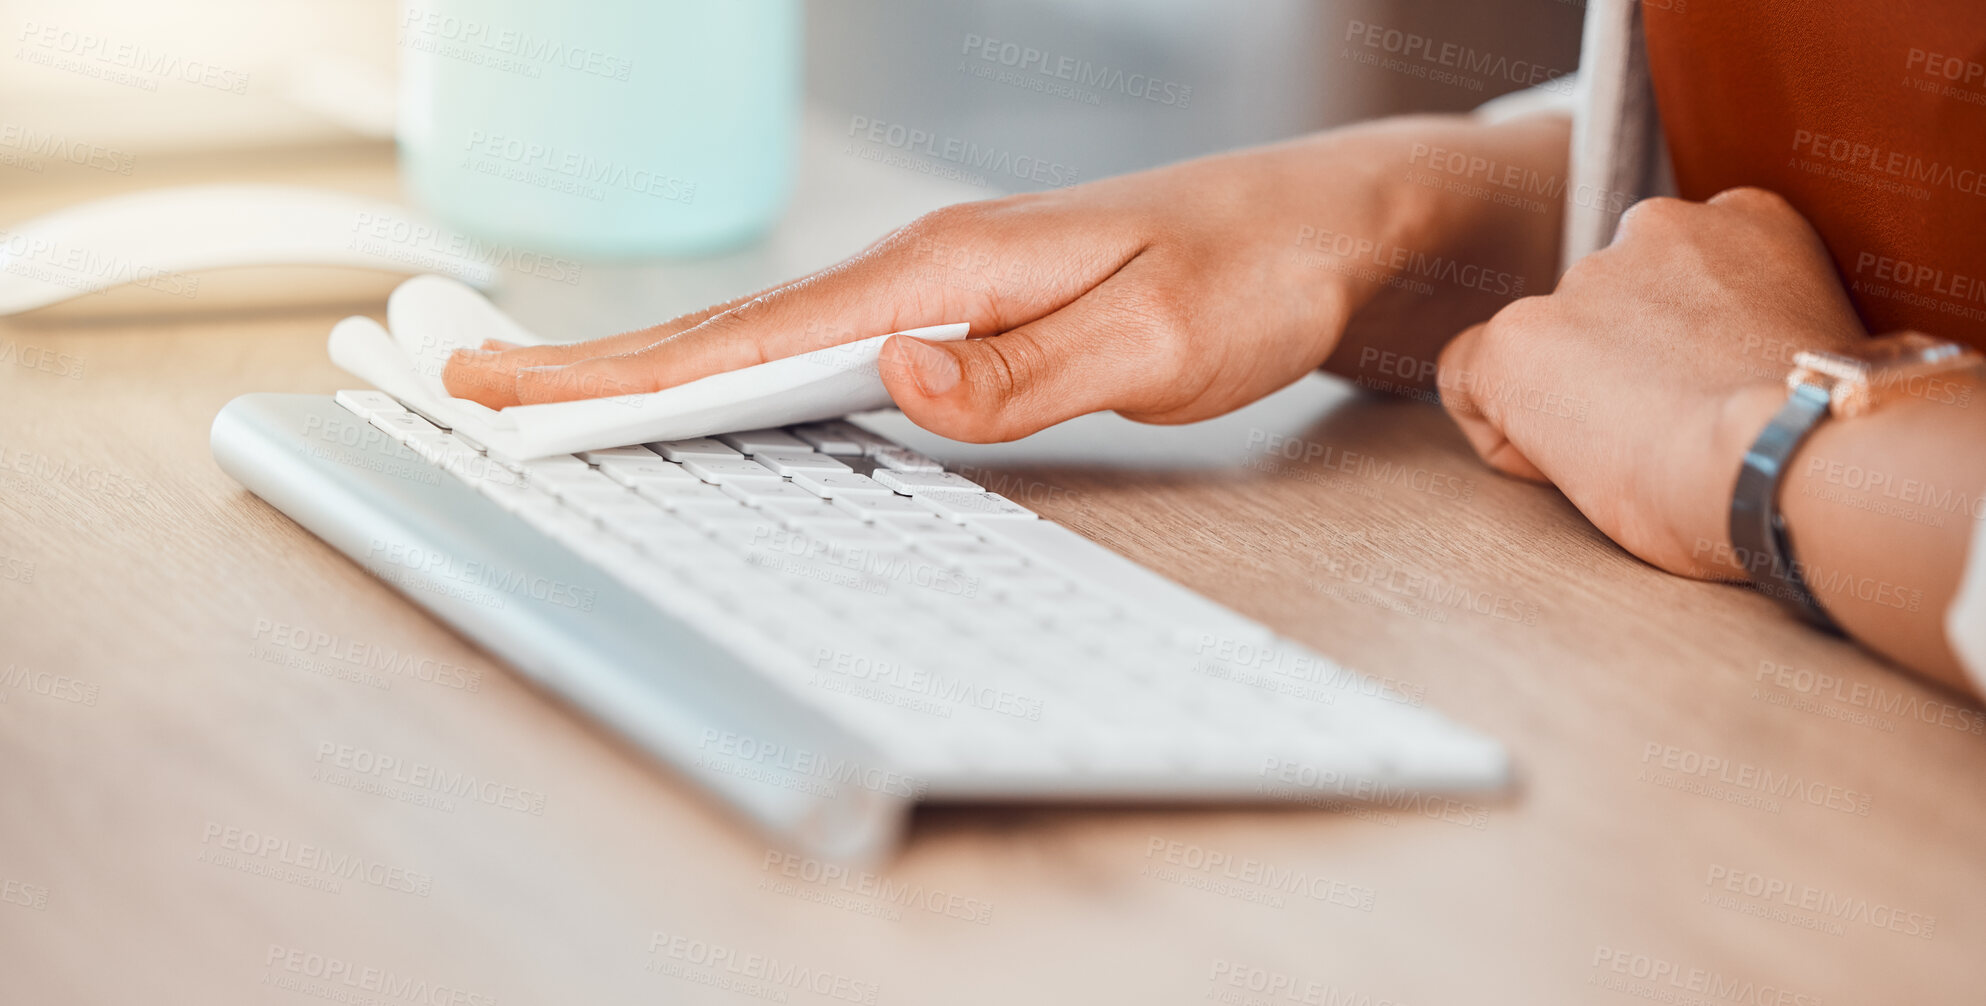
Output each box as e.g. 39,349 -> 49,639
880,275 -> 1167,443
1437,322 -> 1547,482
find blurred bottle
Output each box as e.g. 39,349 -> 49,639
396,0 -> 800,258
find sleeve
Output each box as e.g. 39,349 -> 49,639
1946,520 -> 1986,693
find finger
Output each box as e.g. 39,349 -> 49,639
508,201 -> 1144,405
876,254 -> 1180,442
1436,322 -> 1548,482
444,283 -> 787,407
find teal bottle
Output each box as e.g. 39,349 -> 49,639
397,0 -> 800,258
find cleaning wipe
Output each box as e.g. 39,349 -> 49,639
329,275 -> 968,459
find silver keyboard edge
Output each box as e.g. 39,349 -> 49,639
210,393 -> 913,861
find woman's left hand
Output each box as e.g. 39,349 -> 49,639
1436,187 -> 1866,579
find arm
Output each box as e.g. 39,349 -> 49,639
1437,187 -> 1986,695
1722,375 -> 1986,690
443,111 -> 1571,442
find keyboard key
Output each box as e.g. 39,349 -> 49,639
521,456 -> 598,491
871,446 -> 944,472
719,479 -> 821,505
789,471 -> 897,499
680,456 -> 783,484
578,446 -> 658,464
595,457 -> 701,487
871,469 -> 982,494
641,491 -> 741,516
369,410 -> 442,443
632,479 -> 730,501
716,429 -> 812,456
757,453 -> 853,476
648,437 -> 739,461
335,389 -> 405,419
808,525 -> 907,549
917,491 -> 1038,522
914,536 -> 1026,565
830,493 -> 943,521
791,423 -> 866,455
873,514 -> 961,540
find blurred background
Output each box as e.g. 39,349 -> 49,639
0,0 -> 1583,331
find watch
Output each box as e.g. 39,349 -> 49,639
1729,332 -> 1981,630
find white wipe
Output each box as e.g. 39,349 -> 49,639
329,275 -> 968,458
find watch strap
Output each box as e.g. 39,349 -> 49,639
1729,381 -> 1840,631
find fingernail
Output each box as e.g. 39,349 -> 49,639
481,339 -> 518,351
897,337 -> 961,397
451,348 -> 499,366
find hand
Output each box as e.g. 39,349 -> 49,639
1436,187 -> 1866,580
443,115 -> 1565,442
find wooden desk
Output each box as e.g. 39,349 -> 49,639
3,146 -> 1982,1006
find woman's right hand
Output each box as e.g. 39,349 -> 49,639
443,114 -> 1567,443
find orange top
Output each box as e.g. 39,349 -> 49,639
1642,1 -> 1986,347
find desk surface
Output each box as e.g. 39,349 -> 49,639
3,142 -> 1983,1006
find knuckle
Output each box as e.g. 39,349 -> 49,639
1708,185 -> 1790,214
907,200 -> 993,237
1485,294 -> 1553,340
1614,195 -> 1688,236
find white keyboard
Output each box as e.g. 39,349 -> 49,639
213,389 -> 1506,858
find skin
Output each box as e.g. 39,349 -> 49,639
445,112 -> 1986,695
1440,188 -> 1986,690
443,112 -> 1570,439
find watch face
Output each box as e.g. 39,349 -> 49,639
1790,333 -> 1980,417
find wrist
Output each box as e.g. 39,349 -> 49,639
1680,381 -> 1789,579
